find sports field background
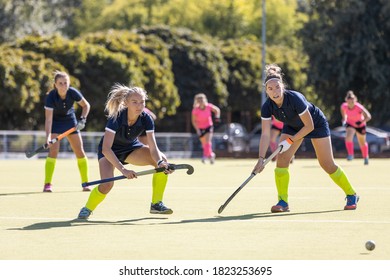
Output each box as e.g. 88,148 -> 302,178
0,157 -> 389,260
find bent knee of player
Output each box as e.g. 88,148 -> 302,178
99,182 -> 114,194
276,155 -> 292,168
319,160 -> 337,174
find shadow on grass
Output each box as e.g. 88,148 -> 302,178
8,209 -> 343,231
0,191 -> 80,196
8,217 -> 168,231
160,209 -> 344,225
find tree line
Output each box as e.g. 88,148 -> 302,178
0,0 -> 389,132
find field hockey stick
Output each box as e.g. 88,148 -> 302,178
217,146 -> 282,214
168,163 -> 194,175
81,163 -> 195,188
25,127 -> 77,158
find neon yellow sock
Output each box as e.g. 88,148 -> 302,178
329,166 -> 356,195
152,172 -> 168,204
85,187 -> 106,211
275,167 -> 289,202
44,157 -> 56,184
77,157 -> 89,184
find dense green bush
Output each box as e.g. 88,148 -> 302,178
0,46 -> 78,129
13,35 -> 145,130
0,27 -> 311,131
80,30 -> 180,120
220,39 -> 263,120
137,25 -> 230,110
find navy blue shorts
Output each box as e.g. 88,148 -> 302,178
52,120 -> 79,135
282,121 -> 330,139
98,141 -> 144,165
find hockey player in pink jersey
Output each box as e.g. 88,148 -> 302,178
340,90 -> 372,165
191,93 -> 221,164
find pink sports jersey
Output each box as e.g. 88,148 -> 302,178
272,116 -> 284,130
192,104 -> 214,129
341,102 -> 366,127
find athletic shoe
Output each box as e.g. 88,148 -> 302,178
201,157 -> 206,164
210,153 -> 216,164
347,155 -> 354,161
82,186 -> 91,192
364,158 -> 369,165
150,201 -> 173,214
344,194 -> 359,210
43,183 -> 53,192
77,207 -> 92,220
271,200 -> 289,213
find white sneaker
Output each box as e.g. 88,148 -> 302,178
210,153 -> 216,164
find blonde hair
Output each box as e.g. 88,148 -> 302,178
193,93 -> 208,108
52,70 -> 70,90
105,83 -> 148,120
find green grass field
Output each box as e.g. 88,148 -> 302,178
0,157 -> 389,260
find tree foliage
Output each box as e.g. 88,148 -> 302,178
137,25 -> 230,110
2,0 -> 389,132
0,24 -> 312,131
221,39 -> 311,121
220,39 -> 262,115
12,35 -> 145,130
300,0 -> 390,125
58,0 -> 304,49
0,0 -> 81,43
80,29 -> 180,119
0,46 -> 77,129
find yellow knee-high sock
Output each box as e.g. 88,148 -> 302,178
44,157 -> 57,184
329,166 -> 356,195
152,172 -> 168,204
77,157 -> 89,183
85,186 -> 107,211
275,167 -> 290,202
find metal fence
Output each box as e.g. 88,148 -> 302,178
0,130 -> 205,159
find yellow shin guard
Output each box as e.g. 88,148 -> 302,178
275,167 -> 290,202
85,187 -> 106,211
152,172 -> 168,204
329,167 -> 356,195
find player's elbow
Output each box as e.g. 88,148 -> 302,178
306,122 -> 315,133
102,145 -> 112,157
84,101 -> 91,110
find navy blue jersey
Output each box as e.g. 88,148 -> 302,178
44,87 -> 83,133
45,87 -> 83,122
261,90 -> 330,138
98,110 -> 155,163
